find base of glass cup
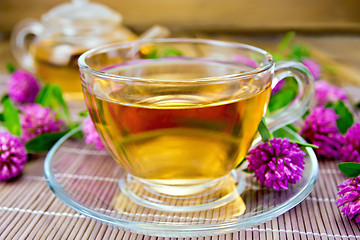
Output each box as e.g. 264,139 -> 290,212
118,170 -> 246,212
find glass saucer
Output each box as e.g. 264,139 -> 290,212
44,127 -> 318,237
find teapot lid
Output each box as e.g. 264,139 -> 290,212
42,0 -> 122,34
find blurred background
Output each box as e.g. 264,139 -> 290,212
1,0 -> 360,35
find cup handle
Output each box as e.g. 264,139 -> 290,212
10,19 -> 43,71
265,61 -> 314,131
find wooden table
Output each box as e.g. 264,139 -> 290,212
0,34 -> 360,239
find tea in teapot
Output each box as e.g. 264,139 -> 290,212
11,0 -> 138,99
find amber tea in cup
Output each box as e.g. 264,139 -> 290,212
79,39 -> 313,211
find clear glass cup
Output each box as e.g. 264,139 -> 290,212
78,38 -> 314,211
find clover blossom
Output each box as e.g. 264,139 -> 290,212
336,176 -> 360,223
7,70 -> 40,104
315,80 -> 347,107
300,107 -> 342,160
247,138 -> 306,190
342,123 -> 360,163
20,104 -> 66,142
0,132 -> 27,181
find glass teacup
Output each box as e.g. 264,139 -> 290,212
78,38 -> 313,211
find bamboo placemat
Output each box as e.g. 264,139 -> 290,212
0,147 -> 359,239
0,69 -> 360,239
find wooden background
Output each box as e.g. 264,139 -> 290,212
1,0 -> 360,36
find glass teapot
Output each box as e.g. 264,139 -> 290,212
10,0 -> 158,99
